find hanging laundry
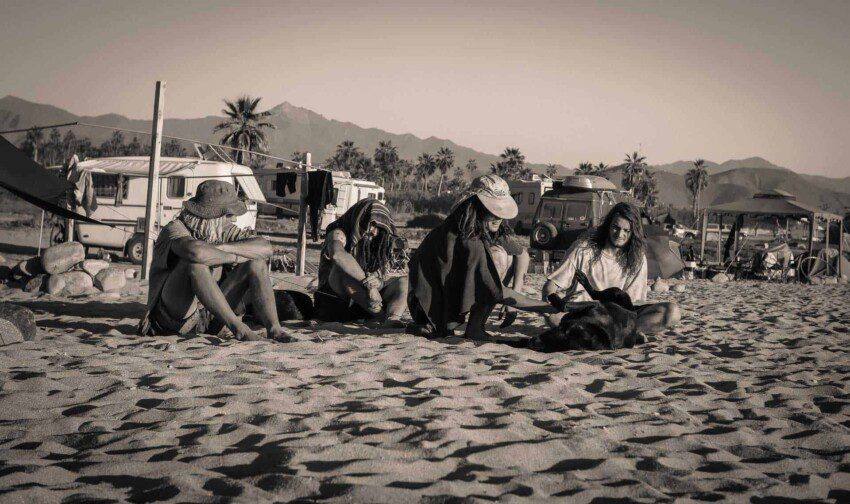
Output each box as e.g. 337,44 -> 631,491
66,155 -> 98,217
275,172 -> 298,196
306,171 -> 334,241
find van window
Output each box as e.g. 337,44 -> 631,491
167,177 -> 185,198
529,193 -> 535,205
540,201 -> 563,220
513,193 -> 523,205
92,173 -> 128,200
565,202 -> 589,221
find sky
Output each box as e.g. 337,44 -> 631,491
2,0 -> 849,176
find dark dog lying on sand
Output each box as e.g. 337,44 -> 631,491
534,271 -> 643,351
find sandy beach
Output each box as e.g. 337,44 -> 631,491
1,229 -> 848,503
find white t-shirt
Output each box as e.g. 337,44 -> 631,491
547,239 -> 648,304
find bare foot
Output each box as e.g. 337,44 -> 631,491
233,323 -> 263,341
269,326 -> 294,343
382,317 -> 407,329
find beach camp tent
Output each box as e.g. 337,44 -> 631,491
701,190 -> 845,277
0,135 -> 100,224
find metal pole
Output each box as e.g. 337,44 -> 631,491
141,81 -> 166,280
699,209 -> 708,263
37,210 -> 45,256
295,153 -> 311,276
824,217 -> 831,276
839,217 -> 845,279
717,215 -> 724,264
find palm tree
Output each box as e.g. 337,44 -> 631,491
214,95 -> 276,166
21,127 -> 44,162
545,164 -> 558,178
595,162 -> 609,179
685,158 -> 710,223
576,162 -> 595,175
622,151 -> 647,195
326,140 -> 363,172
416,153 -> 436,192
465,158 -> 478,177
501,147 -> 525,179
434,147 -> 455,196
374,141 -> 400,189
635,168 -> 660,212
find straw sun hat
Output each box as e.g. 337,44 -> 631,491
183,180 -> 248,219
453,174 -> 518,220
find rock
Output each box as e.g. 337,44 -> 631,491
810,276 -> 823,285
711,273 -> 730,284
94,268 -> 126,293
81,259 -> 110,277
0,253 -> 5,266
0,302 -> 37,344
652,279 -> 669,293
823,277 -> 838,285
46,275 -> 66,295
23,274 -> 47,293
125,268 -> 136,280
41,242 -> 85,275
840,275 -> 849,284
16,257 -> 44,278
0,265 -> 11,281
672,283 -> 686,293
52,271 -> 93,296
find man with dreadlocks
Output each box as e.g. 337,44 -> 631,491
138,180 -> 291,342
542,202 -> 680,334
313,198 -> 408,327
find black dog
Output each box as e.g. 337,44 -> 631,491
537,271 -> 642,351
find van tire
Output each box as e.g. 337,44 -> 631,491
532,222 -> 557,247
126,235 -> 145,265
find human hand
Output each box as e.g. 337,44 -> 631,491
268,326 -> 294,343
367,288 -> 383,314
361,274 -> 383,291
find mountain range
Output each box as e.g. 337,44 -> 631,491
1,95 -> 849,212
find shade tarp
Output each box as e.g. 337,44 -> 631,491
646,235 -> 685,279
0,136 -> 102,224
710,196 -> 842,222
76,157 -> 198,176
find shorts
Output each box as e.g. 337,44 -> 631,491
139,301 -> 219,336
312,283 -> 373,323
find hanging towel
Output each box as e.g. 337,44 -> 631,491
306,171 -> 334,241
66,156 -> 98,217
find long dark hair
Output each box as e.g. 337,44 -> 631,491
353,225 -> 395,275
449,196 -> 514,244
588,202 -> 645,277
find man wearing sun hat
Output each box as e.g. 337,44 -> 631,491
138,180 -> 291,342
408,174 -> 556,340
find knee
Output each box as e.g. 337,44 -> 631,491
246,258 -> 267,275
663,302 -> 681,328
490,247 -> 510,279
392,276 -> 409,295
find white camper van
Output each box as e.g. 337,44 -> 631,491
257,170 -> 385,231
507,175 -> 554,232
71,157 -> 265,263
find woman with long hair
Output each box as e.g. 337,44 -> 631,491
542,202 -> 680,334
408,174 -> 556,340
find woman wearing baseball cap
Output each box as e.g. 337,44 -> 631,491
407,174 -> 557,340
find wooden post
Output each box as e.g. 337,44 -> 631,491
699,209 -> 708,263
807,216 -> 815,258
824,217 -> 831,276
717,215 -> 724,263
37,210 -> 45,256
839,217 -> 845,279
733,215 -> 740,262
295,152 -> 311,276
141,81 -> 166,280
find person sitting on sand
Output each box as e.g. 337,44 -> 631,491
408,174 -> 557,340
138,180 -> 290,342
313,198 -> 408,327
542,202 -> 681,334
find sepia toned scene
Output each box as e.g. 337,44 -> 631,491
1,1 -> 848,502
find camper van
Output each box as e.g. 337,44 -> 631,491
529,175 -> 635,262
70,157 -> 265,263
507,175 -> 554,232
257,170 -> 385,231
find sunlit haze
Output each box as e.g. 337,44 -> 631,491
2,0 -> 849,176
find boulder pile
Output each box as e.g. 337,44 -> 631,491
3,242 -> 128,297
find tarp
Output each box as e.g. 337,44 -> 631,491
646,235 -> 685,279
0,136 -> 102,224
710,194 -> 842,222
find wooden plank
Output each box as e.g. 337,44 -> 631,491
141,81 -> 166,280
295,153 -> 311,276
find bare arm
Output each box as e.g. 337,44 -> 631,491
501,287 -> 558,314
510,248 -> 529,291
217,237 -> 274,261
171,237 -> 241,267
326,229 -> 368,282
541,280 -> 559,300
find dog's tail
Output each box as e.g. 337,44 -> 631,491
573,270 -> 594,297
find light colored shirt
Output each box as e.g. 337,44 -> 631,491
547,239 -> 648,303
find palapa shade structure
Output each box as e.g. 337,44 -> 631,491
699,190 -> 845,278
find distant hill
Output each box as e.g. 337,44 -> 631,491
0,95 -> 565,176
2,95 -> 848,212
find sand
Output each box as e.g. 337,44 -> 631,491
1,231 -> 849,502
